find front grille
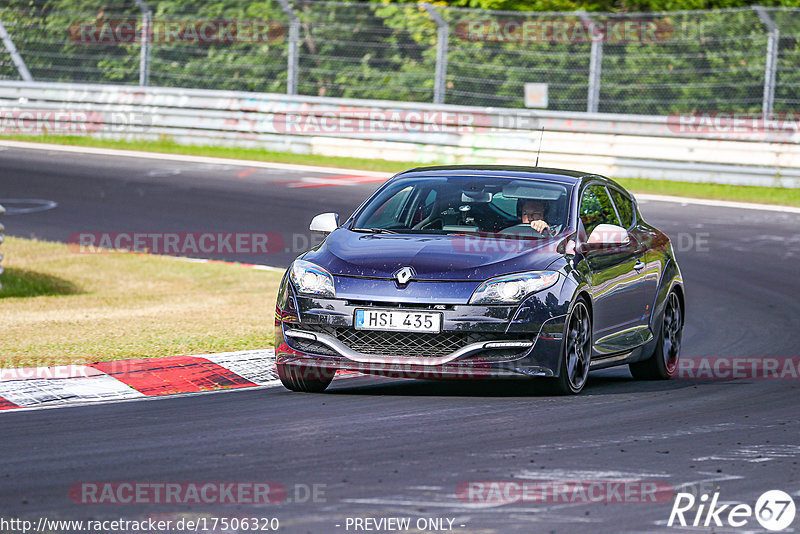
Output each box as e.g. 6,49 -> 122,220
293,324 -> 530,359
345,300 -> 455,311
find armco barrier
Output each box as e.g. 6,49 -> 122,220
0,81 -> 798,187
0,202 -> 4,289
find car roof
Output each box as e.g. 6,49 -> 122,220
394,165 -> 629,193
395,165 -> 591,185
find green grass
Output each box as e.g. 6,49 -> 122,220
2,134 -> 799,207
615,177 -> 800,207
0,267 -> 83,298
0,236 -> 283,368
0,134 -> 409,173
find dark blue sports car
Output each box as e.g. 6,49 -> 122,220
274,166 -> 684,394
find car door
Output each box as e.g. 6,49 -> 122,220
607,186 -> 659,328
579,184 -> 648,356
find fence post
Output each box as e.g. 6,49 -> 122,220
423,3 -> 448,105
753,6 -> 778,118
0,18 -> 33,81
277,0 -> 299,95
133,0 -> 151,86
578,11 -> 602,113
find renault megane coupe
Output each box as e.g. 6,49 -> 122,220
274,166 -> 684,394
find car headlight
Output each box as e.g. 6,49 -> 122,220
290,259 -> 335,297
469,271 -> 559,305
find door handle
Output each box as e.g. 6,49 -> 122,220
634,260 -> 645,271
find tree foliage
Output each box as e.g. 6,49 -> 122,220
429,0 -> 800,12
0,0 -> 797,115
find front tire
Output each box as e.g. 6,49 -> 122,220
544,298 -> 592,395
629,290 -> 682,380
277,362 -> 335,392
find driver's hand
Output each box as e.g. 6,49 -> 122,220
529,220 -> 550,233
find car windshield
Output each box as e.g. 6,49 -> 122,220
351,176 -> 570,238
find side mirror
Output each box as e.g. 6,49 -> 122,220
578,224 -> 630,253
309,212 -> 339,235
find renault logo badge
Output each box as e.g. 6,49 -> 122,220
394,266 -> 415,286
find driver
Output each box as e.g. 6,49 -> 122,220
520,199 -> 552,234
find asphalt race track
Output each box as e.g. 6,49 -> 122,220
1,144 -> 799,533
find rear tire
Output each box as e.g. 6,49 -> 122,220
543,298 -> 592,395
277,362 -> 335,392
629,290 -> 682,380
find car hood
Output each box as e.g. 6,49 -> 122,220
301,229 -> 563,281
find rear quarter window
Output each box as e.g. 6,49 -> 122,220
609,188 -> 635,228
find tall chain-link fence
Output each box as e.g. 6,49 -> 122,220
0,0 -> 798,116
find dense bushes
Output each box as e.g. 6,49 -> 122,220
1,0 -> 797,114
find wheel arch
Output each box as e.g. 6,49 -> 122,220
575,289 -> 593,318
649,255 -> 684,332
639,273 -> 684,364
671,282 -> 686,326
552,285 -> 593,378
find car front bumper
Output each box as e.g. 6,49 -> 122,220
274,280 -> 573,379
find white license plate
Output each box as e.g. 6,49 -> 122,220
354,309 -> 442,333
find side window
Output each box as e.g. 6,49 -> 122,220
580,185 -> 620,237
609,188 -> 634,229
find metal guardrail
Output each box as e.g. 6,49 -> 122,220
0,81 -> 798,187
0,202 -> 5,290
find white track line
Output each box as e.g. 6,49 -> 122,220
170,256 -> 285,272
0,140 -> 392,178
636,193 -> 800,214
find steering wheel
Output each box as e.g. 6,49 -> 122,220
499,223 -> 548,237
500,223 -> 561,237
412,215 -> 443,230
542,224 -> 559,237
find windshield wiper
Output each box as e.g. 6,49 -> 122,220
351,228 -> 399,234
